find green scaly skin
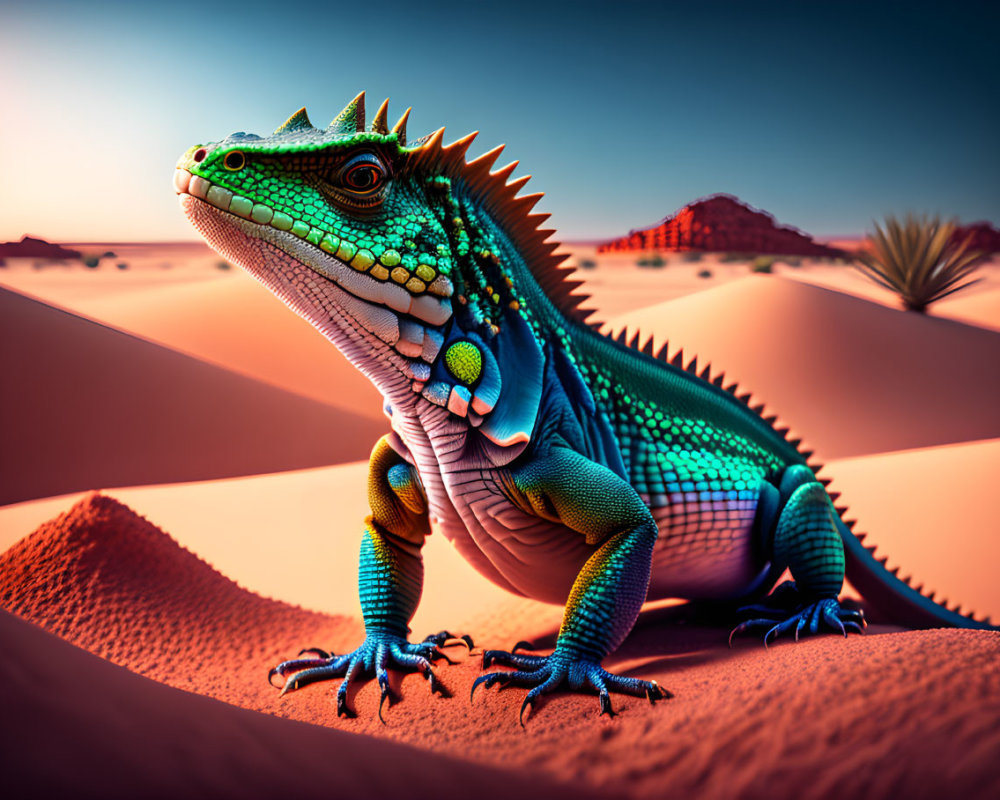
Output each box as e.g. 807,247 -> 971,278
177,93 -> 998,725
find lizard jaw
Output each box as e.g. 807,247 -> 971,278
179,193 -> 442,402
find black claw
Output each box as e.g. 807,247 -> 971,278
336,692 -> 356,719
298,647 -> 330,658
267,667 -> 282,688
645,681 -> 672,703
378,679 -> 392,725
459,634 -> 475,650
598,691 -> 616,717
511,640 -> 534,654
519,697 -> 533,728
470,674 -> 489,702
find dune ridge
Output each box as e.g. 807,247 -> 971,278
33,270 -> 386,413
605,276 -> 1000,459
0,285 -> 387,505
2,493 -> 999,799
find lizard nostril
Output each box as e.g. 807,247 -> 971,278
193,148 -> 207,162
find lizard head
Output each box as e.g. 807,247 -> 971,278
177,93 -> 586,449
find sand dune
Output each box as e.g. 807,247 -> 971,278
936,285 -> 1000,332
1,611 -> 598,800
42,269 -> 385,414
824,438 -> 1000,625
2,493 -> 998,799
0,285 -> 386,505
606,276 -> 1000,460
0,465 -> 543,638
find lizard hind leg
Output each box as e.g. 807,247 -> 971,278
730,473 -> 866,646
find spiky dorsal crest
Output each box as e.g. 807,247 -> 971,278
603,323 -> 824,466
409,121 -> 593,323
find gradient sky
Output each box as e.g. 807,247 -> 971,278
1,0 -> 997,243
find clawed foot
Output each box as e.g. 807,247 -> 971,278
472,644 -> 671,726
269,630 -> 472,722
728,583 -> 866,647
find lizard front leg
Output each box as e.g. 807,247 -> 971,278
269,435 -> 470,720
473,445 -> 671,724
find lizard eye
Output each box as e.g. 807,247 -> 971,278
340,153 -> 387,196
223,150 -> 246,171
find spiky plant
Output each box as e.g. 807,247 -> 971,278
854,214 -> 987,312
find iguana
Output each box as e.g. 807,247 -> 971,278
175,93 -> 997,723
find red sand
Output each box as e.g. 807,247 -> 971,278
606,276 -> 1000,460
0,611 -> 601,800
0,463 -> 549,637
2,494 -> 999,799
0,285 -> 387,505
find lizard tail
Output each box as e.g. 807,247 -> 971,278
836,515 -> 998,631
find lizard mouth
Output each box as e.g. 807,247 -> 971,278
176,168 -> 454,396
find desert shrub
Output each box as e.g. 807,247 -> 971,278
116,262 -> 128,270
720,252 -> 754,263
750,256 -> 775,273
681,251 -> 704,262
102,250 -> 116,259
780,256 -> 801,267
216,260 -> 233,270
577,258 -> 597,270
637,254 -> 666,268
83,256 -> 100,268
697,269 -> 713,278
854,214 -> 987,312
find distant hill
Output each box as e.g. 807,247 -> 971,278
952,221 -> 1000,254
598,194 -> 845,257
0,235 -> 81,260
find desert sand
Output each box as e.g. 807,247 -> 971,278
604,276 -> 1000,460
1,248 -> 998,798
0,284 -> 387,505
2,494 -> 998,800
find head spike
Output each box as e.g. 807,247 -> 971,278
274,107 -> 314,134
391,107 -> 411,146
371,98 -> 390,134
329,90 -> 365,133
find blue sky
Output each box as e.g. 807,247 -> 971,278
1,0 -> 997,242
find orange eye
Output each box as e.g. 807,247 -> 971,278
223,150 -> 245,171
341,154 -> 386,195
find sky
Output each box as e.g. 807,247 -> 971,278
1,0 -> 997,243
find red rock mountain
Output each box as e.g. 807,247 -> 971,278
0,235 -> 81,260
951,221 -> 1000,254
598,194 -> 845,256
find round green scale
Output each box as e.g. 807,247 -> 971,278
444,341 -> 482,385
